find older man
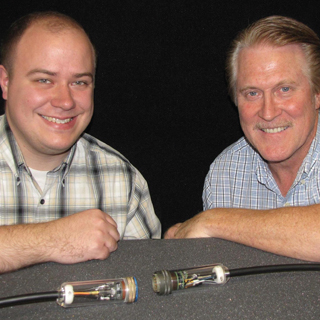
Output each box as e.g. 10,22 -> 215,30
0,11 -> 160,273
166,16 -> 320,262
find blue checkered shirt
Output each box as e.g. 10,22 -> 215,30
203,118 -> 320,210
0,115 -> 161,239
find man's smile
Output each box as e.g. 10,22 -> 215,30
260,126 -> 289,133
41,115 -> 74,124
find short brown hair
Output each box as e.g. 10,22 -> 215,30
0,11 -> 96,75
226,16 -> 320,104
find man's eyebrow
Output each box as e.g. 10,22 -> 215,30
275,80 -> 297,87
26,69 -> 57,76
74,72 -> 94,80
239,86 -> 258,93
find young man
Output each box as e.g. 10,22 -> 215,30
0,11 -> 160,273
166,16 -> 320,262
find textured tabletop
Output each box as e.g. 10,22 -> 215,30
0,238 -> 319,319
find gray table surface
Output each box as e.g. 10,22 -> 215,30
0,238 -> 319,319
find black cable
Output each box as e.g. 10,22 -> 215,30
0,291 -> 59,308
229,263 -> 320,277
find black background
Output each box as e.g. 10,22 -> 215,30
0,0 -> 319,234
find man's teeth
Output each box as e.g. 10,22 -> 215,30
262,126 -> 287,133
42,116 -> 73,124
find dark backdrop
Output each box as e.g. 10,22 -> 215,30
0,0 -> 319,234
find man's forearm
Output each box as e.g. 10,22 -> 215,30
0,223 -> 54,273
169,204 -> 320,262
0,209 -> 120,274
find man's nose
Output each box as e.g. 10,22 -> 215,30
258,94 -> 281,121
51,84 -> 75,110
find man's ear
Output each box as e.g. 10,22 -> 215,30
0,65 -> 9,100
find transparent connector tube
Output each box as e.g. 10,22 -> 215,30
152,264 -> 229,295
57,277 -> 138,308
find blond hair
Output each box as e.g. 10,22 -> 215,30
226,16 -> 320,105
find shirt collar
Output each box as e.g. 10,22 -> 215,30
300,114 -> 320,175
4,115 -> 25,170
2,114 -> 77,176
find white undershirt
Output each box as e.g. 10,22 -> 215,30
29,168 -> 48,190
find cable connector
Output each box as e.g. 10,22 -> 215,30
57,277 -> 138,308
152,263 -> 229,295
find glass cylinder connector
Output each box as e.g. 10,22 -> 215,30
153,264 -> 229,295
57,277 -> 138,308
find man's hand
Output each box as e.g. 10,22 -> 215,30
164,212 -> 211,239
47,209 -> 120,263
164,223 -> 181,238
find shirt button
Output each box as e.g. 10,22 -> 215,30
300,179 -> 306,185
40,199 -> 45,205
284,202 -> 291,207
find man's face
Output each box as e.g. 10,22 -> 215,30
236,44 -> 320,167
0,24 -> 95,167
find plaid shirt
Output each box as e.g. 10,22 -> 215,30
203,117 -> 320,210
0,115 -> 161,239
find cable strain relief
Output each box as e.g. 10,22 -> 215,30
63,284 -> 74,305
213,265 -> 229,284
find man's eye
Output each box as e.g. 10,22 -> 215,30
281,87 -> 290,92
74,81 -> 87,86
247,91 -> 257,97
38,79 -> 51,84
